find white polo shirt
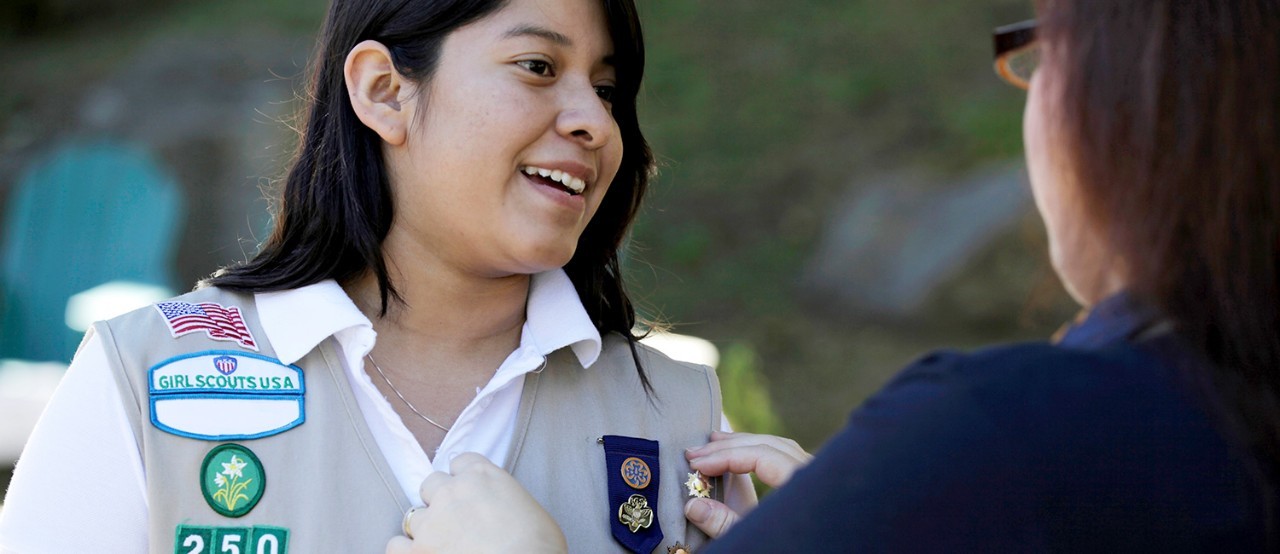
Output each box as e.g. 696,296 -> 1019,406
0,269 -> 743,553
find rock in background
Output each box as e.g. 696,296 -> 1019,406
801,162 -> 1033,320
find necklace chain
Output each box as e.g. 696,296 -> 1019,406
366,354 -> 451,433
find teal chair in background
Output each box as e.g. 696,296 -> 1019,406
0,140 -> 185,362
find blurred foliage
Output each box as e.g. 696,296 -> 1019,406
718,342 -> 784,436
717,341 -> 785,497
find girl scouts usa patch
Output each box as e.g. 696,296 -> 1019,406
200,443 -> 266,518
149,350 -> 305,441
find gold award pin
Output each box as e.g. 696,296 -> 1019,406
684,470 -> 712,499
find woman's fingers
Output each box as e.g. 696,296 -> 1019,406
688,432 -> 809,462
689,443 -> 806,487
684,497 -> 741,539
418,470 -> 451,506
686,432 -> 813,489
397,453 -> 569,553
448,451 -> 495,475
419,453 -> 501,507
386,535 -> 413,554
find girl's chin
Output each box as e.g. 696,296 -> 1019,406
502,246 -> 579,275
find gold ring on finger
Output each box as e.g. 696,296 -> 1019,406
403,505 -> 425,539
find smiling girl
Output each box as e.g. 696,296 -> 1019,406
0,0 -> 753,552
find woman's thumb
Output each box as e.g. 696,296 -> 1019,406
683,497 -> 740,539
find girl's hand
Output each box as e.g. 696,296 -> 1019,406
683,431 -> 813,539
386,453 -> 568,554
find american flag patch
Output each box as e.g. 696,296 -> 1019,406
155,301 -> 259,351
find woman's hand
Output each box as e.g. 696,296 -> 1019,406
683,431 -> 813,539
386,453 -> 568,554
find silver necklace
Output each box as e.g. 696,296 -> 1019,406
366,354 -> 452,433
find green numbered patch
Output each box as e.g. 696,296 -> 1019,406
211,528 -> 252,554
250,526 -> 290,553
175,526 -> 214,554
200,443 -> 266,518
175,525 -> 289,554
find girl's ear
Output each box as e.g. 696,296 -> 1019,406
344,40 -> 410,146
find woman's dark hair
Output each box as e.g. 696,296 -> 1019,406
1036,0 -> 1280,525
208,0 -> 656,381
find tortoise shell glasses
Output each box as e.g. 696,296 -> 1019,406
994,19 -> 1038,89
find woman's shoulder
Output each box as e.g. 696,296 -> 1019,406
771,339 -> 1261,549
718,336 -> 1262,551
891,339 -> 1182,406
854,338 -> 1235,471
866,338 -> 1233,475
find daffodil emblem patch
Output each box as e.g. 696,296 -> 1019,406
200,443 -> 266,518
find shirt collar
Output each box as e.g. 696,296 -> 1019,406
256,280 -> 372,365
523,269 -> 602,368
1056,291 -> 1162,349
253,269 -> 602,368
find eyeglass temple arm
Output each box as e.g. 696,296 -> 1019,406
993,19 -> 1037,58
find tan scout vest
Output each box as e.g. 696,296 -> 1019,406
96,286 -> 720,554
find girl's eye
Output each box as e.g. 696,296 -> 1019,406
594,85 -> 616,103
517,59 -> 554,77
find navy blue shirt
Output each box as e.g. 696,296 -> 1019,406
706,295 -> 1268,552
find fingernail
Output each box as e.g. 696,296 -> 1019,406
685,498 -> 711,522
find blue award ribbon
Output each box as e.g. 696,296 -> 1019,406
603,435 -> 664,553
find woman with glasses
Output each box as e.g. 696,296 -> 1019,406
388,0 -> 1280,551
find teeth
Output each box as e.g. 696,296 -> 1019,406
520,166 -> 587,195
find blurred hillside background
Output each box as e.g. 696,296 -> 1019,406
0,0 -> 1078,494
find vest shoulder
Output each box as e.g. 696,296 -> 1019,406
100,286 -> 255,328
597,332 -> 716,391
93,286 -> 265,361
601,332 -> 713,372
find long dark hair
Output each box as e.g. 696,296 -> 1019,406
208,0 -> 655,378
1037,0 -> 1280,519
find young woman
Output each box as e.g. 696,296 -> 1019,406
0,0 -> 753,552
390,0 -> 1280,551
